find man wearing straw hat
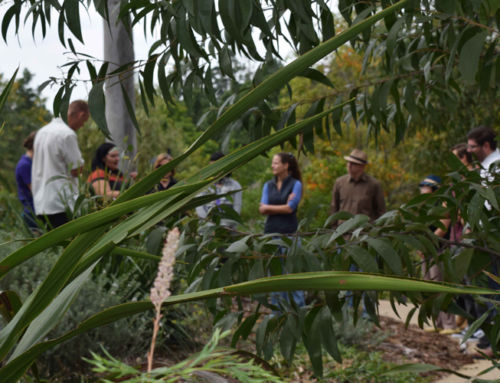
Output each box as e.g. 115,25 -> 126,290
330,149 -> 386,223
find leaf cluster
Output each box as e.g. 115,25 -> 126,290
172,159 -> 500,377
3,1 -> 498,151
87,329 -> 283,382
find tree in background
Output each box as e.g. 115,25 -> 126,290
2,1 -> 498,156
282,41 -> 500,225
103,0 -> 136,172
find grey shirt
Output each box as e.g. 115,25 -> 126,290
195,176 -> 242,220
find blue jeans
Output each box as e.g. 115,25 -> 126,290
271,289 -> 306,308
346,264 -> 371,319
269,237 -> 306,309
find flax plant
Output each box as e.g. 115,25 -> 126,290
147,227 -> 180,372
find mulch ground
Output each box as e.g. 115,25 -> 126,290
234,298 -> 476,381
370,316 -> 475,379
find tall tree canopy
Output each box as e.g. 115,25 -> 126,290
1,0 -> 498,148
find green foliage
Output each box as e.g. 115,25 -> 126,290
279,44 -> 499,219
0,227 -> 194,380
0,92 -> 345,381
174,163 -> 500,377
4,0 -> 497,153
87,329 -> 283,382
2,119 -> 499,380
324,345 -> 430,383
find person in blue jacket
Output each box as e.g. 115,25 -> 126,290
15,131 -> 37,230
259,152 -> 304,307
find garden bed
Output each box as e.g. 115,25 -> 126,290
372,316 -> 474,379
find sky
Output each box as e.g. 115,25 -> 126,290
1,4 -> 332,110
1,6 -> 153,109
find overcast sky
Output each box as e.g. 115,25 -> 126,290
1,4 -> 334,110
1,6 -> 153,109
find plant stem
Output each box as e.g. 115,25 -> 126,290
147,311 -> 162,372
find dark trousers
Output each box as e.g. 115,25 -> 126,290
37,212 -> 69,230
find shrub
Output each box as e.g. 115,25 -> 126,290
0,230 -> 196,380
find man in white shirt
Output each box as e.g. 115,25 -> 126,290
32,100 -> 89,229
467,126 -> 500,182
466,125 -> 499,358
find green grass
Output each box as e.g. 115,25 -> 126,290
271,342 -> 430,383
325,345 -> 431,383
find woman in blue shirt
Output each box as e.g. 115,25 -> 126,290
259,152 -> 304,307
259,152 -> 302,234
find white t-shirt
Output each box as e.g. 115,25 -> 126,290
195,176 -> 242,227
481,149 -> 500,182
32,118 -> 84,215
195,177 -> 242,218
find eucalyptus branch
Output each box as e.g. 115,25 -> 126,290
436,238 -> 500,258
438,14 -> 499,34
208,223 -> 500,261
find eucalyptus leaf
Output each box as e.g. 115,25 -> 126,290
88,81 -> 110,137
458,31 -> 487,82
0,67 -> 18,114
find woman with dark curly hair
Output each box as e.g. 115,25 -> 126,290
87,143 -> 136,199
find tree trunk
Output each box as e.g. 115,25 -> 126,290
103,0 -> 136,172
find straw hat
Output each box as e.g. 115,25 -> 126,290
344,149 -> 368,165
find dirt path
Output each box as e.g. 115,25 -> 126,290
378,300 -> 500,382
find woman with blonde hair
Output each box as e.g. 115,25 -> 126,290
154,152 -> 177,191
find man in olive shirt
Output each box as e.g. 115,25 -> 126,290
330,149 -> 386,222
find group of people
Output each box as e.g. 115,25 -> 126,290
13,97 -> 500,349
14,97 -> 499,237
258,127 -> 499,250
256,126 -> 499,357
13,98 -> 387,235
15,98 -> 498,243
15,100 -> 177,231
419,127 -> 499,357
16,100 -> 90,230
